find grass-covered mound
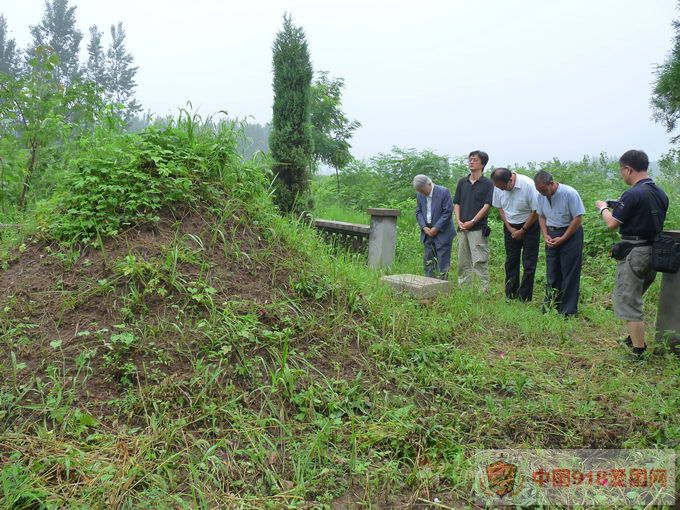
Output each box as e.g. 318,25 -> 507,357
0,120 -> 678,508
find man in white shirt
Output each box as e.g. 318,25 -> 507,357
491,168 -> 540,301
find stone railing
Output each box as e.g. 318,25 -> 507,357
313,219 -> 371,252
313,208 -> 400,269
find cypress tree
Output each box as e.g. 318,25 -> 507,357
269,13 -> 314,214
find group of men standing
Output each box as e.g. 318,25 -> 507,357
414,149 -> 669,358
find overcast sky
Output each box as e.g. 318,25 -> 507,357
2,1 -> 678,167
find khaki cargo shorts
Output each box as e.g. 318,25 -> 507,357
612,245 -> 657,322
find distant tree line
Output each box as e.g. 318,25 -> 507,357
1,0 -> 141,121
238,121 -> 271,160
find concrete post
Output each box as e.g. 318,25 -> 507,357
655,230 -> 680,355
367,208 -> 400,269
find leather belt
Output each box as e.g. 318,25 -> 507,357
621,235 -> 652,241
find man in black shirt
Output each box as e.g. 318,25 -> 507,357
453,150 -> 494,291
596,149 -> 669,359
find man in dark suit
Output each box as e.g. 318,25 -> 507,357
414,174 -> 456,280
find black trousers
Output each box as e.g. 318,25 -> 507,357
503,221 -> 540,301
544,226 -> 583,316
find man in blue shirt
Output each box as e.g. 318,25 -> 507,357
534,169 -> 586,316
596,150 -> 669,359
414,174 -> 456,279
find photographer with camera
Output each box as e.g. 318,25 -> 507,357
596,150 -> 669,359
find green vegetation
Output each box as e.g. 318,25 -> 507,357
0,109 -> 677,507
42,111 -> 248,244
0,47 -> 102,211
0,4 -> 678,509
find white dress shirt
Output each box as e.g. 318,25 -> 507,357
492,173 -> 538,224
426,186 -> 434,224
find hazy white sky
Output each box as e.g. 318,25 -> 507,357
2,0 -> 678,166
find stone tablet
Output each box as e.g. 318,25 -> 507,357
655,230 -> 680,356
381,274 -> 451,298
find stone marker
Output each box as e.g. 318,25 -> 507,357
655,230 -> 680,356
368,208 -> 400,269
381,274 -> 451,298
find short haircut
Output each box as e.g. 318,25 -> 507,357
490,167 -> 512,184
469,150 -> 489,168
534,170 -> 553,185
413,174 -> 433,191
619,150 -> 649,172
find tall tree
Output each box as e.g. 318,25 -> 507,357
652,2 -> 680,142
0,15 -> 20,77
310,71 -> 361,189
85,24 -> 106,89
269,13 -> 314,214
27,0 -> 83,85
106,22 -> 141,122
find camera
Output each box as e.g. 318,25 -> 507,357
605,199 -> 620,209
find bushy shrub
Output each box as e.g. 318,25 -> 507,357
39,115 -> 268,244
315,147 -> 467,213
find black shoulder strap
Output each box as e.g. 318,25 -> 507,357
642,182 -> 663,236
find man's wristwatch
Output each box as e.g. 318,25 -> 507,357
599,206 -> 610,215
